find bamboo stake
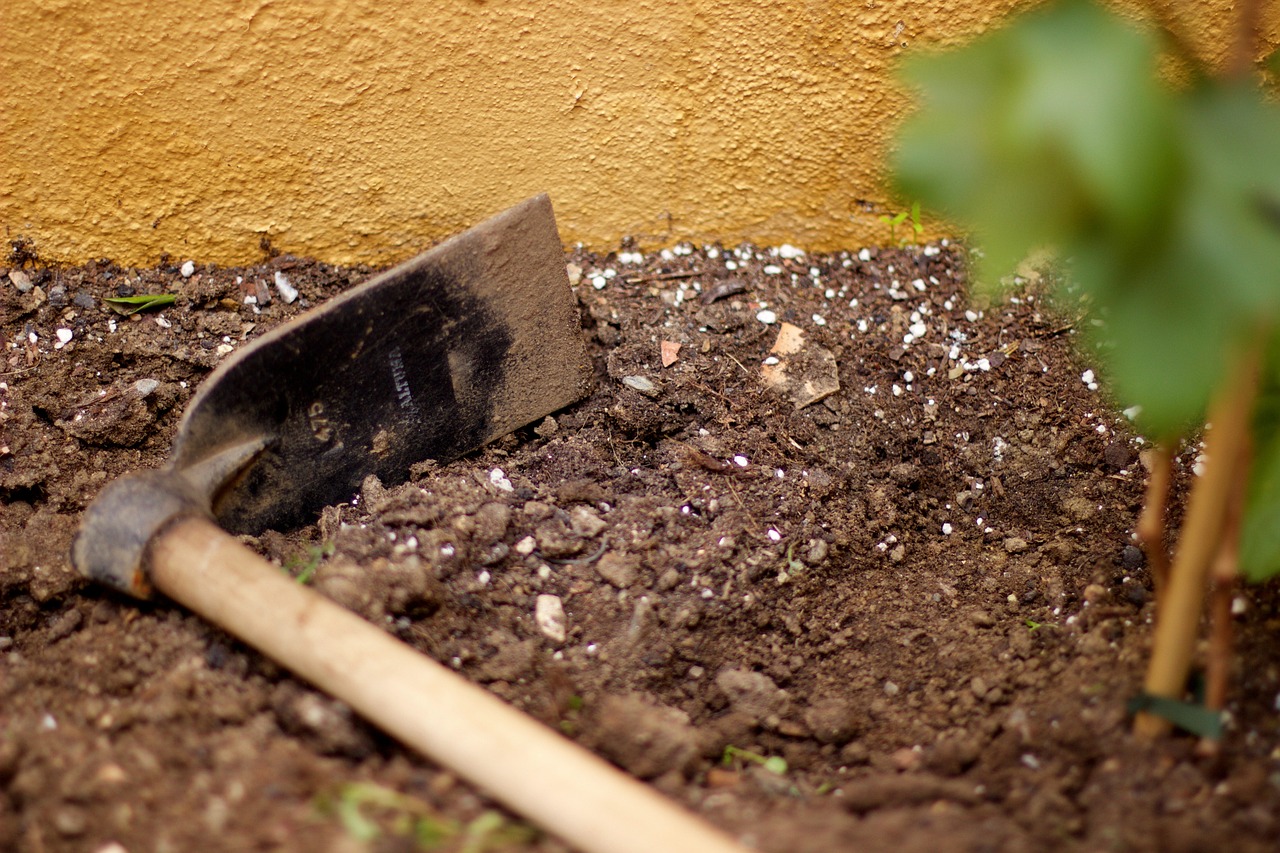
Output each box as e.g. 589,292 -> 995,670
1134,348 -> 1261,738
1205,437 -> 1250,714
1136,442 -> 1175,599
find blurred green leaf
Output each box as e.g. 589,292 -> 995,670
893,0 -> 1280,438
893,0 -> 1176,290
103,293 -> 176,315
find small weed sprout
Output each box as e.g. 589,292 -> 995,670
722,745 -> 788,776
283,541 -> 333,585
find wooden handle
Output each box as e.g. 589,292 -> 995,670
149,517 -> 748,853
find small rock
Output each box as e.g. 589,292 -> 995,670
803,697 -> 862,745
1083,583 -> 1108,604
1103,441 -> 1134,471
926,733 -> 983,776
840,741 -> 871,766
47,608 -> 83,642
535,518 -> 583,558
969,610 -> 996,629
970,676 -> 989,699
715,669 -> 790,725
180,260 -> 196,277
535,594 -> 567,644
272,684 -> 374,757
596,552 -> 640,588
72,292 -> 96,309
891,747 -> 922,772
53,805 -> 87,836
1003,537 -> 1029,554
472,502 -> 511,543
590,694 -> 699,779
569,505 -> 608,538
804,538 -> 829,565
1062,496 -> 1096,522
1121,545 -> 1145,570
274,270 -> 298,303
8,270 -> 33,292
621,375 -> 659,397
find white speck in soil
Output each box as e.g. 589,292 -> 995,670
180,260 -> 196,277
756,309 -> 778,325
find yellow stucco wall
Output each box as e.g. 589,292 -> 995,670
1,1 -> 1272,266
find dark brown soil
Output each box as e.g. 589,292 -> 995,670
3,237 -> 1279,853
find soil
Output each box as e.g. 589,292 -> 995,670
2,236 -> 1279,853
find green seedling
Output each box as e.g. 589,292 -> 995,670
318,784 -> 534,851
1025,619 -> 1043,632
102,293 -> 176,315
283,541 -> 333,584
891,0 -> 1280,736
722,745 -> 788,776
877,201 -> 924,246
319,782 -> 452,847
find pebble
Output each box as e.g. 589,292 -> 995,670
54,328 -> 73,349
715,669 -> 789,725
969,610 -> 996,629
621,375 -> 659,396
1121,544 -> 1145,570
8,270 -> 33,292
53,805 -> 87,836
595,552 -> 639,588
47,608 -> 83,642
274,271 -> 298,303
1003,537 -> 1029,554
180,260 -> 196,277
535,594 -> 567,643
590,694 -> 698,779
569,506 -> 608,538
803,697 -> 862,744
756,309 -> 778,325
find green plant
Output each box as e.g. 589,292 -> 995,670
317,783 -> 535,851
102,293 -> 176,315
722,745 -> 788,776
891,0 -> 1280,738
878,200 -> 925,246
283,541 -> 333,584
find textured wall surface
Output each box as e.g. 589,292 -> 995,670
1,0 -> 1271,265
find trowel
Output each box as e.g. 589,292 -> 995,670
71,195 -> 747,853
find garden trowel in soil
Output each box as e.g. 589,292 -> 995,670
71,195 -> 748,853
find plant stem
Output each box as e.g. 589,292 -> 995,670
1136,442 -> 1175,599
1134,345 -> 1261,738
1205,434 -> 1250,714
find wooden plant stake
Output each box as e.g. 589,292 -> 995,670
1136,442 -> 1175,599
1135,347 -> 1260,737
